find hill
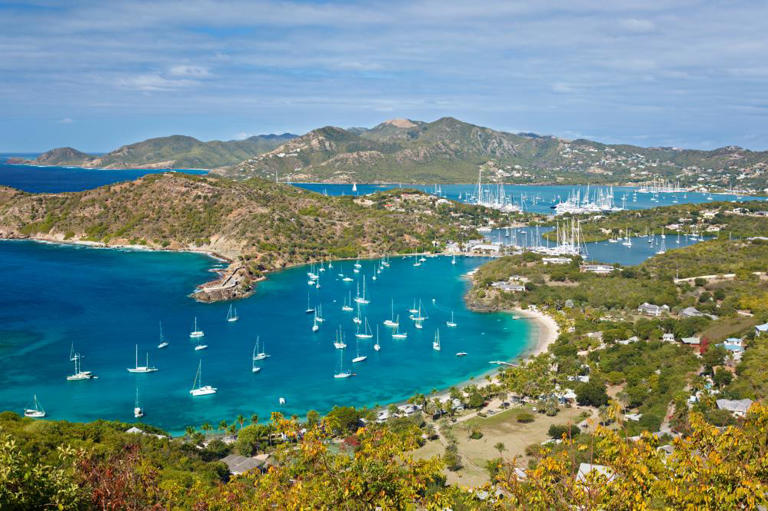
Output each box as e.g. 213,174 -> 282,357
226,117 -> 768,190
0,173 -> 489,301
8,133 -> 296,170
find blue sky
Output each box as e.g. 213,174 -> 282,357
1,0 -> 767,152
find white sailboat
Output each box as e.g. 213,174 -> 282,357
408,299 -> 419,315
305,293 -> 315,314
24,394 -> 46,418
127,345 -> 158,373
352,335 -> 367,363
66,354 -> 95,381
341,292 -> 354,312
226,304 -> 239,323
455,352 -> 468,357
446,311 -> 457,328
451,254 -> 456,265
676,231 -> 681,244
251,342 -> 262,373
194,341 -> 208,351
189,360 -> 217,396
657,233 -> 667,255
432,329 -> 441,351
253,337 -> 269,360
352,182 -> 357,193
312,314 -> 320,333
315,304 -> 325,323
383,299 -> 399,327
333,348 -> 352,379
69,342 -> 77,361
189,317 -> 204,339
373,326 -> 381,352
392,317 -> 407,339
134,387 -> 144,418
333,329 -> 347,349
157,321 -> 169,349
355,318 -> 373,339
621,228 -> 632,247
354,278 -> 369,304
353,302 -> 362,325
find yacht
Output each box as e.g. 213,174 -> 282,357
24,394 -> 46,418
432,329 -> 441,351
333,329 -> 347,350
312,314 -> 320,333
253,337 -> 269,360
455,352 -> 468,357
194,342 -> 208,351
341,292 -> 354,312
157,321 -> 169,349
352,336 -> 367,363
305,293 -> 315,314
383,299 -> 399,327
189,360 -> 217,396
252,342 -> 262,373
66,354 -> 95,381
354,278 -> 369,305
189,317 -> 204,339
446,311 -> 457,328
333,348 -> 353,379
355,318 -> 374,339
392,319 -> 407,340
373,326 -> 381,352
133,388 -> 144,418
127,345 -> 158,373
226,304 -> 239,323
621,228 -> 632,247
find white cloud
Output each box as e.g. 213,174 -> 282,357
56,117 -> 74,124
169,65 -> 210,77
618,18 -> 656,34
118,74 -> 197,92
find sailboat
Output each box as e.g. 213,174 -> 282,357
333,348 -> 353,379
24,394 -> 46,418
226,304 -> 239,323
189,360 -> 217,396
621,228 -> 632,247
127,345 -> 158,373
312,314 -> 320,333
333,329 -> 347,349
305,293 -> 315,314
383,299 -> 399,327
66,354 -> 95,381
455,351 -> 468,357
408,299 -> 419,315
315,304 -> 325,323
676,231 -> 681,244
355,318 -> 373,339
352,335 -> 367,363
253,337 -> 269,360
189,317 -> 204,339
392,317 -> 407,339
341,292 -> 354,312
251,342 -> 262,373
446,311 -> 457,328
157,321 -> 169,349
374,326 -> 381,351
657,234 -> 667,255
352,182 -> 358,193
69,342 -> 77,361
353,302 -> 362,325
194,340 -> 208,351
451,254 -> 456,265
134,387 -> 144,418
432,329 -> 441,351
354,278 -> 369,304
411,300 -> 426,329
354,258 -> 361,269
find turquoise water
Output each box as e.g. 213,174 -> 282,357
0,241 -> 526,433
293,183 -> 756,215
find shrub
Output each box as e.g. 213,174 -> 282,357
547,424 -> 580,439
517,412 -> 535,423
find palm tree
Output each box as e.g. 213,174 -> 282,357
185,426 -> 196,441
237,414 -> 245,430
228,424 -> 237,436
201,422 -> 212,436
250,414 -> 259,425
218,419 -> 228,434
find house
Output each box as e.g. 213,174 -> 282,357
662,333 -> 676,343
681,336 -> 701,346
755,323 -> 768,336
542,256 -> 571,265
491,281 -> 526,292
221,454 -> 272,475
617,336 -> 639,345
124,426 -> 168,440
576,463 -> 614,484
680,306 -> 704,318
716,398 -> 753,418
580,263 -> 614,275
624,413 -> 642,421
638,302 -> 670,317
720,337 -> 744,354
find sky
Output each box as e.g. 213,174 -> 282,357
1,0 -> 768,152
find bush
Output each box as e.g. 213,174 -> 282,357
469,429 -> 483,440
576,381 -> 609,407
547,424 -> 580,439
517,412 -> 535,423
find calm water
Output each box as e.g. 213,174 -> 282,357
293,183 -> 753,215
488,226 -> 708,266
0,159 -> 206,193
0,241 -> 526,433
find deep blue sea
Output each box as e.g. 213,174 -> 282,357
0,242 -> 525,433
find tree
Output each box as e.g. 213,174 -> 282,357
576,381 -> 609,407
547,424 -> 580,439
250,414 -> 259,425
236,414 -> 245,430
306,409 -> 320,427
703,345 -> 727,372
494,442 -> 506,457
713,367 -> 733,388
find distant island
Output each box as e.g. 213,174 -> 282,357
12,117 -> 768,191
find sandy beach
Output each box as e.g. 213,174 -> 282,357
513,307 -> 560,357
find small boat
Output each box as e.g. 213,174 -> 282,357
312,314 -> 320,333
334,348 -> 353,379
189,361 -> 217,396
408,299 -> 419,315
189,317 -> 204,339
157,321 -> 169,349
432,329 -> 441,351
352,183 -> 357,193
194,343 -> 208,351
315,304 -> 325,323
383,299 -> 399,327
253,336 -> 269,360
127,344 -> 158,373
24,394 -> 46,418
353,303 -> 362,325
354,278 -> 370,305
66,354 -> 95,381
373,326 -> 381,352
352,336 -> 367,363
252,342 -> 262,373
305,293 -> 315,314
226,304 -> 239,323
354,258 -> 361,269
446,311 -> 457,328
392,318 -> 407,340
341,292 -> 354,312
451,254 -> 456,265
333,329 -> 347,350
355,318 -> 374,339
279,397 -> 286,405
621,228 -> 632,247
342,275 -> 354,282
456,352 -> 468,357
133,387 -> 144,418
